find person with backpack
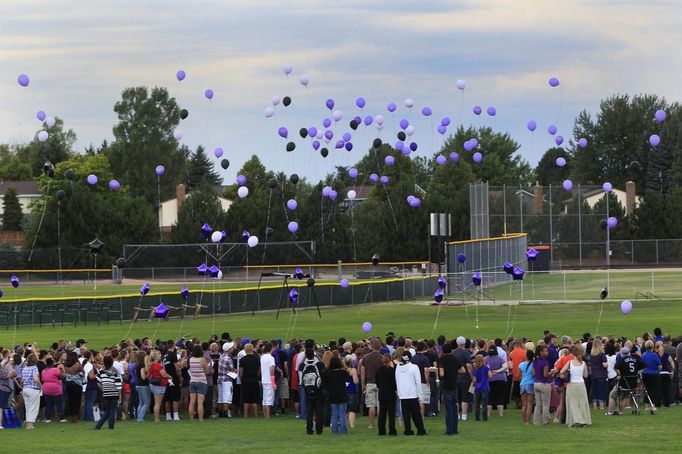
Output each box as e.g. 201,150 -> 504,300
298,348 -> 324,434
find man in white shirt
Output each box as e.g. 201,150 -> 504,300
260,343 -> 277,419
395,352 -> 426,436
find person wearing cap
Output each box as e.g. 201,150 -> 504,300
607,346 -> 643,415
395,351 -> 426,436
217,342 -> 235,418
453,336 -> 473,421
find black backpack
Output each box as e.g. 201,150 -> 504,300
301,359 -> 321,396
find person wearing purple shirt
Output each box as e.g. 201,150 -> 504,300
484,346 -> 508,418
589,339 -> 608,410
472,355 -> 490,421
533,346 -> 551,425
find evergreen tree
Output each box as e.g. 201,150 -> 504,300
2,187 -> 24,231
186,145 -> 222,191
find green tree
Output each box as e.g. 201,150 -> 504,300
0,145 -> 33,181
169,188 -> 228,244
2,187 -> 24,231
186,145 -> 222,191
107,86 -> 188,206
535,147 -> 570,186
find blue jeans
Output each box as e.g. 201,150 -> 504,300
84,388 -> 98,421
443,389 -> 459,435
95,397 -> 118,430
136,386 -> 151,421
299,389 -> 307,419
474,390 -> 489,421
44,394 -> 64,420
591,377 -> 608,403
330,402 -> 348,434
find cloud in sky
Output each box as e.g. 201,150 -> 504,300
1,0 -> 681,183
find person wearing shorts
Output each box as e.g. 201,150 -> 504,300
239,343 -> 261,417
147,350 -> 170,422
217,342 -> 235,418
188,345 -> 209,421
260,343 -> 277,419
519,351 -> 535,425
360,339 -> 383,428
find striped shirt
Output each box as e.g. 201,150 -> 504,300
97,368 -> 123,398
189,357 -> 207,383
21,365 -> 40,390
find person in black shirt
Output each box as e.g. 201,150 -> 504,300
607,347 -> 644,415
239,343 -> 261,417
375,354 -> 397,436
439,342 -> 464,436
324,357 -> 350,434
163,348 -> 181,420
298,348 -> 325,434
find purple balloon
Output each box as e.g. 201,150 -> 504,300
655,109 -> 666,123
436,155 -> 447,166
549,77 -> 560,87
387,102 -> 397,112
287,199 -> 297,210
473,152 -> 483,163
322,186 -> 332,197
214,147 -> 224,158
421,107 -> 432,117
434,288 -> 444,303
353,115 -> 362,125
345,142 -> 353,151
322,118 -> 332,128
473,106 -> 482,115
470,138 -> 479,148
325,99 -> 335,110
457,253 -> 466,264
409,197 -> 421,208
385,156 -> 395,166
17,74 -> 29,87
449,152 -> 459,163
463,140 -> 474,152
356,97 -> 366,108
472,273 -> 482,287
563,179 -> 573,191
362,321 -> 372,333
340,278 -> 350,288
607,216 -> 618,229
603,182 -> 613,193
288,221 -> 299,233
369,173 -> 379,183
621,300 -> 632,314
342,132 -> 352,142
395,141 -> 404,151
409,142 -> 418,152
399,119 -> 409,129
438,117 -> 450,127
155,165 -> 165,176
87,174 -> 98,185
312,140 -> 320,150
380,176 -> 389,185
578,138 -> 588,148
140,282 -> 150,296
556,157 -> 567,167
437,125 -> 447,135
555,135 -> 564,146
109,179 -> 120,191
204,89 -> 214,100
308,127 -> 318,137
335,140 -> 345,149
283,64 -> 293,75
324,130 -> 333,140
547,124 -> 557,135
364,115 -> 373,126
487,107 -> 496,116
36,110 -> 46,121
512,266 -> 525,281
527,120 -> 537,132
176,70 -> 186,81
349,168 -> 358,179
649,134 -> 660,146
526,248 -> 539,261
237,175 -> 247,186
407,195 -> 415,204
278,127 -> 288,139
329,190 -> 337,201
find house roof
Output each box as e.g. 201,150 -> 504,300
346,185 -> 373,200
0,181 -> 40,196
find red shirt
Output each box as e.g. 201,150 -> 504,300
149,362 -> 168,387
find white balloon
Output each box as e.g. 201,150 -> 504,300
375,115 -> 385,125
299,74 -> 310,86
216,270 -> 223,279
332,110 -> 343,122
271,95 -> 281,106
456,79 -> 466,90
376,123 -> 384,131
173,129 -> 183,140
45,116 -> 56,127
405,125 -> 416,136
347,190 -> 357,200
404,98 -> 414,108
247,236 -> 259,248
237,186 -> 249,198
37,130 -> 49,142
264,107 -> 274,118
315,131 -> 323,140
211,231 -> 222,243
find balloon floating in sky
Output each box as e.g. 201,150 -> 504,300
155,165 -> 165,176
449,152 -> 459,163
264,107 -> 274,118
247,236 -> 259,248
221,159 -> 229,170
603,182 -> 612,193
87,174 -> 98,185
10,275 -> 20,288
38,131 -> 49,142
438,275 -> 447,289
472,273 -> 482,287
176,70 -> 186,81
578,138 -> 588,148
287,199 -> 297,210
180,109 -> 188,120
555,135 -> 564,146
173,129 -> 183,140
154,303 -> 169,320
503,261 -> 514,274
607,216 -> 618,229
288,221 -> 299,233
109,179 -> 120,191
17,74 -> 30,87
237,186 -> 249,198
457,253 -> 466,264
289,288 -> 298,305
527,121 -> 537,132
456,80 -> 466,90
473,106 -> 482,116
283,64 -> 293,75
487,107 -> 496,116
197,263 -> 208,276
526,248 -> 539,261
348,168 -> 358,179
549,77 -> 560,87
473,152 -> 483,163
649,134 -> 660,146
655,109 -> 666,123
547,124 -> 557,135
36,110 -> 46,121
204,89 -> 214,100
404,98 -> 414,108
562,179 -> 573,191
436,155 -> 447,166
45,116 -> 56,127
140,282 -> 150,296
512,266 -> 525,281
620,300 -> 632,314
298,74 -> 310,86
385,156 -> 395,166
282,96 -> 291,107
214,147 -> 223,158
356,97 -> 366,108
340,278 -> 349,288
211,231 -> 223,243
434,288 -> 444,303
556,157 -> 566,167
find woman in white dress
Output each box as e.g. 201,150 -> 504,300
560,345 -> 591,427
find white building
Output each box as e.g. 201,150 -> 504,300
0,181 -> 41,217
158,184 -> 232,232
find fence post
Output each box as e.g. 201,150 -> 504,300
631,240 -> 634,265
563,272 -> 566,301
655,240 -> 659,264
651,269 -> 655,294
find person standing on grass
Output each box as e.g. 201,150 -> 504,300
509,338 -> 526,410
641,340 -> 662,410
533,346 -> 551,425
411,341 -> 431,418
325,357 -> 350,435
147,350 -> 170,423
657,340 -> 674,407
188,344 -> 209,422
260,343 -> 277,419
472,354 -> 491,421
0,356 -> 16,429
452,337 -> 473,421
519,349 -> 535,425
163,344 -> 182,421
484,346 -> 508,418
589,339 -> 608,410
135,352 -> 151,422
63,352 -> 83,423
239,343 -> 261,418
376,353 -> 397,436
41,358 -> 66,423
439,342 -> 464,435
217,342 -> 235,418
82,351 -> 98,422
343,355 -> 360,429
299,348 -> 324,435
561,346 -> 591,427
95,355 -> 122,430
395,351 -> 426,436
360,338 -> 383,429
551,346 -> 573,423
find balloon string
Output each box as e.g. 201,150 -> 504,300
27,179 -> 52,262
151,318 -> 162,343
350,205 -> 358,263
382,186 -> 399,232
157,175 -> 162,241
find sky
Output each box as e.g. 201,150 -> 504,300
1,0 -> 682,185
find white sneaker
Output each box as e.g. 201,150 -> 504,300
44,419 -> 52,423
166,413 -> 172,421
461,414 -> 468,421
173,414 -> 180,421
59,419 -> 67,423
227,411 -> 232,418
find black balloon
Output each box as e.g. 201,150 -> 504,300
56,189 -> 66,201
397,131 -> 406,141
115,257 -> 127,268
221,159 -> 230,170
180,109 -> 189,120
307,278 -> 316,287
268,178 -> 278,189
373,138 -> 382,149
600,287 -> 608,300
265,227 -> 274,237
599,219 -> 608,229
89,237 -> 104,254
320,148 -> 329,158
282,96 -> 291,107
65,168 -> 74,180
371,253 -> 380,266
43,161 -> 55,178
349,120 -> 358,130
290,174 -> 299,185
299,128 -> 308,139
286,142 -> 296,152
628,161 -> 642,172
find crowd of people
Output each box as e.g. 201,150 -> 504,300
1,326 -> 680,435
